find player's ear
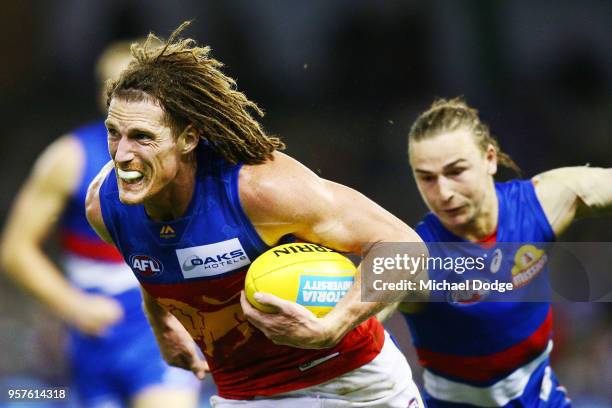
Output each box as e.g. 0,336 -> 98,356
485,143 -> 498,176
178,124 -> 200,155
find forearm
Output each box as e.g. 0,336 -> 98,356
533,166 -> 612,218
141,287 -> 172,328
140,286 -> 206,374
322,238 -> 428,345
376,302 -> 399,323
1,244 -> 83,318
322,265 -> 385,345
141,287 -> 187,338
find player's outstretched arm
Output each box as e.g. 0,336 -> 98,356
238,152 -> 426,348
1,137 -> 123,336
533,166 -> 612,237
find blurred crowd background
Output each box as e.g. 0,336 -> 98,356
0,1 -> 610,407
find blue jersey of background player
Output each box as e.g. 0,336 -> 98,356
0,41 -> 200,408
396,97 -> 612,407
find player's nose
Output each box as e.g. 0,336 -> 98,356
437,177 -> 455,202
113,137 -> 135,163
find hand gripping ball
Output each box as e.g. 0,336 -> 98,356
245,243 -> 356,317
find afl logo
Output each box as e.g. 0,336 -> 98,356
448,279 -> 490,305
130,254 -> 163,277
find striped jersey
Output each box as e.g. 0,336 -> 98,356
403,180 -> 555,387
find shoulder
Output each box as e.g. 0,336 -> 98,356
236,152 -> 418,250
239,151 -> 324,191
85,161 -> 115,243
238,152 -> 330,223
530,166 -> 609,237
30,135 -> 84,196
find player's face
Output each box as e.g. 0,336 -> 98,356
105,97 -> 182,205
409,128 -> 497,228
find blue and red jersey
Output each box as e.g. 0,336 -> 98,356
98,144 -> 384,399
60,121 -> 139,305
57,121 -> 201,406
403,180 -> 555,385
61,121 -> 124,263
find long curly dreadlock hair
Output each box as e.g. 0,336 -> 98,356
106,21 -> 285,164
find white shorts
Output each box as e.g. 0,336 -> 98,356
210,331 -> 423,407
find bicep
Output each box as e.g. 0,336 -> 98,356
295,180 -> 417,254
241,153 -> 419,253
533,166 -> 612,236
532,174 -> 576,237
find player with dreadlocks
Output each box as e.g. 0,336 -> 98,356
86,21 -> 426,407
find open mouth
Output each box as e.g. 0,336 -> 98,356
117,169 -> 144,184
443,205 -> 466,216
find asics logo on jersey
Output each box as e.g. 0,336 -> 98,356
130,254 -> 163,277
176,238 -> 251,278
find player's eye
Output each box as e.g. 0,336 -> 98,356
107,128 -> 119,138
446,168 -> 466,177
134,132 -> 152,141
420,175 -> 436,183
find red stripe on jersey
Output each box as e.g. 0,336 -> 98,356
141,274 -> 385,399
477,227 -> 498,248
61,231 -> 124,262
416,306 -> 552,383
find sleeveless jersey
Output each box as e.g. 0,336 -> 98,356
403,180 -> 555,386
98,145 -> 384,400
60,121 -> 138,297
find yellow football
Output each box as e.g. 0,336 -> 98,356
245,243 -> 356,317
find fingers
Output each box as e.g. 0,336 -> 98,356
239,290 -> 254,313
70,294 -> 125,336
240,291 -> 273,332
241,290 -> 289,315
191,358 -> 209,380
252,292 -> 287,310
240,291 -> 267,320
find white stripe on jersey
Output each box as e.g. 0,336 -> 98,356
63,254 -> 138,295
424,341 -> 553,407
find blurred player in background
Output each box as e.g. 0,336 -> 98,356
398,97 -> 612,407
0,40 -> 200,408
85,22 -> 426,407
